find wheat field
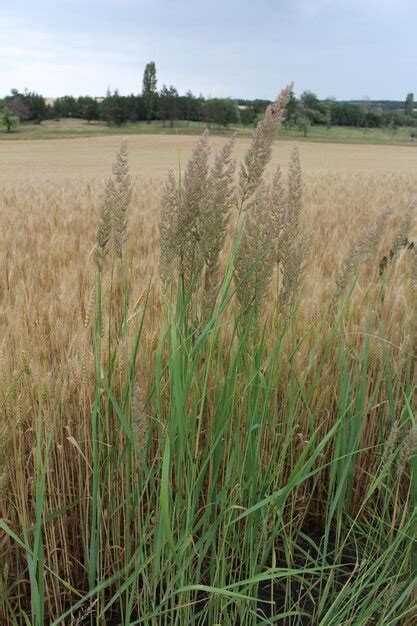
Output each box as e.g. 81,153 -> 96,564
2,133 -> 417,185
1,94 -> 417,624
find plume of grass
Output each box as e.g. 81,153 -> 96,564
95,139 -> 132,264
286,144 -> 302,229
239,84 -> 293,208
159,169 -> 180,285
199,135 -> 236,311
270,164 -> 287,237
279,145 -> 309,311
280,232 -> 310,312
110,139 -> 132,259
234,181 -> 277,320
94,180 -> 112,267
333,208 -> 392,302
178,129 -> 210,288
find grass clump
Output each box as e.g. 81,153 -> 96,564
0,84 -> 416,625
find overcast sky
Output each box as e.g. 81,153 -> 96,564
0,0 -> 415,100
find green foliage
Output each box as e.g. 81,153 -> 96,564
405,92 -> 414,118
142,60 -> 158,123
100,90 -> 129,127
239,106 -> 256,126
0,110 -> 19,132
159,84 -> 179,127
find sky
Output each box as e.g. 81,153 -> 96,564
0,0 -> 416,100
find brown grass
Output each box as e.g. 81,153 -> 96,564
2,133 -> 417,185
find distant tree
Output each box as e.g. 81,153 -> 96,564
53,96 -> 79,118
285,88 -> 297,126
405,93 -> 414,120
4,90 -> 47,123
297,116 -> 310,137
183,90 -> 199,126
298,91 -> 327,124
159,84 -> 179,127
324,97 -> 336,130
24,91 -> 48,123
142,61 -> 158,123
100,90 -> 129,126
3,94 -> 30,120
239,106 -> 256,126
0,110 -> 19,132
79,97 -> 100,123
203,98 -> 238,127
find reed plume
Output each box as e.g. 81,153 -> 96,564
200,136 -> 236,310
334,208 -> 392,302
234,181 -> 276,318
159,169 -> 180,285
270,164 -> 287,237
239,84 -> 293,207
279,145 -> 309,311
95,139 -> 132,263
286,145 -> 302,229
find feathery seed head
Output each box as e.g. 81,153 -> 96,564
239,84 -> 293,205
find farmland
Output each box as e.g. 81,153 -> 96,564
1,97 -> 417,623
2,132 -> 417,185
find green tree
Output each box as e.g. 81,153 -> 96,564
79,97 -> 100,123
142,61 -> 158,124
1,110 -> 19,132
239,106 -> 256,126
100,90 -> 128,126
159,84 -> 179,127
3,93 -> 30,120
405,93 -> 414,120
285,89 -> 297,126
24,92 -> 48,123
297,115 -> 310,137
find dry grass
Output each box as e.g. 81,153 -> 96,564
2,132 -> 417,185
1,122 -> 417,622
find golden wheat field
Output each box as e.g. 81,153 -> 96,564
2,135 -> 417,408
2,134 -> 417,185
1,121 -> 417,623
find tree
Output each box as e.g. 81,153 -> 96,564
142,61 -> 158,123
159,84 -> 178,127
405,93 -> 414,120
23,92 -> 48,123
297,116 -> 310,137
100,90 -> 129,126
239,106 -> 256,126
79,97 -> 100,123
1,110 -> 19,132
298,91 -> 327,124
285,89 -> 297,127
182,90 -> 199,126
3,94 -> 30,120
53,96 -> 79,118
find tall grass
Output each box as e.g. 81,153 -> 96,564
0,86 -> 416,624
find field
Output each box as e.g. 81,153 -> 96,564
2,116 -> 417,147
1,92 -> 417,624
2,132 -> 417,185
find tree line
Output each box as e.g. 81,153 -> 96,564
1,61 -> 416,133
